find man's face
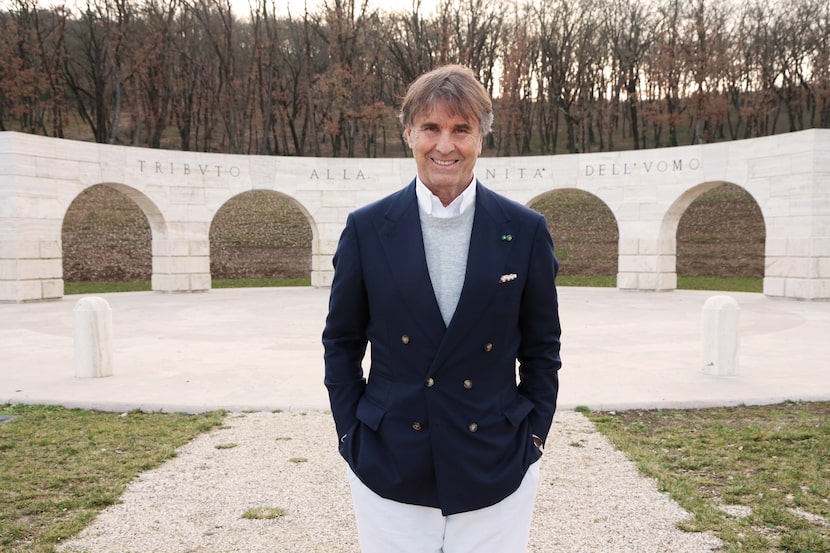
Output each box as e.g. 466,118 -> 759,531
405,103 -> 482,202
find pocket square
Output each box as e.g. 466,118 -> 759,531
499,273 -> 518,283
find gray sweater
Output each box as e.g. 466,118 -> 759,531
419,205 -> 476,327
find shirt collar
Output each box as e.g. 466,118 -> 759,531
415,176 -> 477,219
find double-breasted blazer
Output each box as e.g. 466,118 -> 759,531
323,180 -> 561,515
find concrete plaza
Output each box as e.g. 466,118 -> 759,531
2,286 -> 828,413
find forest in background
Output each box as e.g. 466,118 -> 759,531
1,0 -> 828,157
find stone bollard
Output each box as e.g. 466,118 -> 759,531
702,295 -> 739,376
74,296 -> 113,378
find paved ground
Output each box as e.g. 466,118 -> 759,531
2,286 -> 828,413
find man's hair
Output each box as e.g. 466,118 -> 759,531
399,64 -> 494,136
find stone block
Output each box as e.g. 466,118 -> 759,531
0,280 -> 21,302
312,254 -> 333,272
152,273 -> 191,292
41,278 -> 63,299
616,272 -> 639,289
764,238 -> 788,256
618,254 -> 659,273
189,273 -> 211,291
312,270 -> 334,287
0,259 -> 18,280
618,239 -> 639,255
749,155 -> 791,178
40,239 -> 62,258
12,258 -> 61,280
763,277 -> 786,297
188,240 -> 210,256
36,157 -> 78,180
785,278 -> 814,300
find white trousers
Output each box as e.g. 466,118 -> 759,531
347,460 -> 541,553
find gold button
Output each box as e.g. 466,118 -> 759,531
401,335 -> 410,345
463,379 -> 473,389
468,423 -> 478,432
484,343 -> 493,352
426,378 -> 435,387
412,422 -> 422,431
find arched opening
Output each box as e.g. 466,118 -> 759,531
529,189 -> 619,283
675,183 -> 765,290
61,184 -> 153,284
209,190 -> 313,282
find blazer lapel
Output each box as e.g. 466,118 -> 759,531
430,184 -> 516,369
374,182 -> 446,346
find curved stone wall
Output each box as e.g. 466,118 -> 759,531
1,129 -> 827,302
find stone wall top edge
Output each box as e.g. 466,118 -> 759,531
2,128 -> 826,165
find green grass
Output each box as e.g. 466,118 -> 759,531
0,404 -> 225,553
585,401 -> 830,553
64,280 -> 152,295
64,277 -> 311,295
5,402 -> 827,551
557,275 -> 617,287
241,506 -> 287,520
678,276 -> 763,293
556,275 -> 762,292
212,277 -> 310,288
64,276 -> 759,294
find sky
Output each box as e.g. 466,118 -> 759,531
228,0 -> 440,18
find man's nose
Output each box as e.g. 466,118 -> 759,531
435,131 -> 455,153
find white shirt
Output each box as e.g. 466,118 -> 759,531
415,176 -> 477,219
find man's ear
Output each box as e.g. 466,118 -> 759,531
404,126 -> 413,148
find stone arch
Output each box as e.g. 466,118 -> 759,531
677,183 -> 765,280
660,181 -> 766,286
61,183 -> 167,283
209,190 -> 316,281
529,188 -> 620,278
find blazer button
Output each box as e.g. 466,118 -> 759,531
401,335 -> 410,345
425,377 -> 435,388
463,379 -> 473,389
483,343 -> 493,352
411,422 -> 422,431
468,423 -> 478,432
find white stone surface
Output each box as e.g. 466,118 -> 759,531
702,295 -> 740,376
73,296 -> 113,378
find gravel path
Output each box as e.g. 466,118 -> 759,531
58,410 -> 721,553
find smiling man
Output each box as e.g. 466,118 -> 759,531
323,64 -> 562,553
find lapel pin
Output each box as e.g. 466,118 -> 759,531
501,234 -> 513,242
499,273 -> 518,283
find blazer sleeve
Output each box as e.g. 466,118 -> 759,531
322,212 -> 369,439
516,214 -> 561,445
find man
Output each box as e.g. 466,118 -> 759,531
323,64 -> 561,553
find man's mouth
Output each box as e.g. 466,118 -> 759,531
432,158 -> 457,167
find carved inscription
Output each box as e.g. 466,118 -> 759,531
583,157 -> 701,177
138,160 -> 241,177
309,169 -> 367,180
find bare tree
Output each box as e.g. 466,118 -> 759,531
497,1 -> 539,155
0,0 -> 69,136
602,0 -> 652,149
62,0 -> 132,144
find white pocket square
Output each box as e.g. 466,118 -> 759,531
499,273 -> 518,283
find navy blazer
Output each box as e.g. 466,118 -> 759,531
323,180 -> 561,515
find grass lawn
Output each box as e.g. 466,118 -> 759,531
2,402 -> 827,552
584,402 -> 830,552
0,405 -> 225,553
65,275 -> 761,295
